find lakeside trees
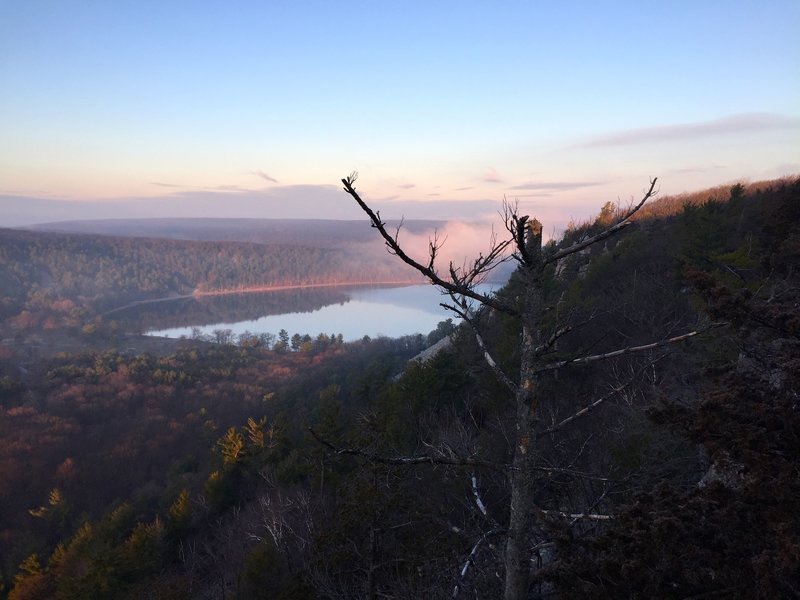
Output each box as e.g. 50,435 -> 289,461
0,229 -> 420,331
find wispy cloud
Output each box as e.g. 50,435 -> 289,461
150,181 -> 185,188
667,165 -> 726,174
397,183 -> 416,190
0,190 -> 506,226
0,188 -> 71,198
766,163 -> 800,177
153,181 -> 265,193
392,220 -> 509,268
484,168 -> 503,183
455,186 -> 474,191
252,170 -> 279,184
579,113 -> 799,148
171,183 -> 340,201
208,184 -> 255,192
509,181 -> 602,192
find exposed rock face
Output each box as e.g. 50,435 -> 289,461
408,334 -> 453,365
392,335 -> 454,381
699,454 -> 745,490
736,338 -> 798,391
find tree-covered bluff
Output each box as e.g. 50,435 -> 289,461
0,229 -> 418,331
1,176 -> 798,599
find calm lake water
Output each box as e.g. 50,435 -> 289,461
144,284 -> 496,341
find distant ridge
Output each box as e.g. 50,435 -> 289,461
26,217 -> 447,247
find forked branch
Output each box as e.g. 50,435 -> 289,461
542,354 -> 668,434
442,300 -> 518,395
308,427 -> 508,472
309,428 -> 614,481
342,174 -> 518,316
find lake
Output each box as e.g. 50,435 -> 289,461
140,284 -> 497,341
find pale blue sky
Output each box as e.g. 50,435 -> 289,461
1,1 -> 798,226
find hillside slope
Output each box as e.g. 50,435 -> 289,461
2,177 -> 798,599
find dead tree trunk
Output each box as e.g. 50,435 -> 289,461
337,174 -> 713,599
504,219 -> 544,599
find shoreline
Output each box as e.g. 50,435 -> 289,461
192,280 -> 422,297
102,280 -> 423,317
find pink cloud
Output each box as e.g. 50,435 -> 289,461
394,220 -> 511,276
484,168 -> 503,183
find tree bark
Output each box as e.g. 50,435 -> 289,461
503,225 -> 544,600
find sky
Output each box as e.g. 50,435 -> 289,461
1,1 -> 798,228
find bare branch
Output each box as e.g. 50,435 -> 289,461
428,229 -> 444,272
533,465 -> 616,482
542,354 -> 668,434
530,541 -> 557,552
452,527 -> 506,599
393,216 -> 405,245
309,428 -> 614,482
544,178 -> 658,266
472,327 -> 517,393
342,174 -> 518,316
536,322 -> 727,373
462,228 -> 515,286
471,473 -> 492,520
308,427 -> 508,472
534,324 -> 573,357
534,307 -> 602,358
444,301 -> 518,395
537,507 -> 613,521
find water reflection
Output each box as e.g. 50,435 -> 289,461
113,287 -> 349,332
122,284 -> 494,341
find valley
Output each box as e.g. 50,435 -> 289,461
0,178 -> 797,599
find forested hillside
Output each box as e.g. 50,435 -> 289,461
0,229 -> 417,331
1,177 -> 798,599
27,218 -> 445,248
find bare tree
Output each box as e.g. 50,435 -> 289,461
332,173 -> 717,599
